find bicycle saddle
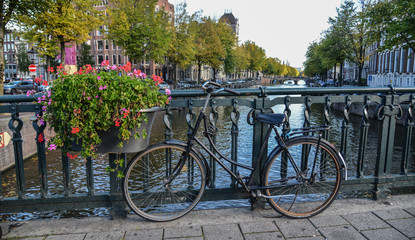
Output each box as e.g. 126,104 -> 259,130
256,113 -> 286,125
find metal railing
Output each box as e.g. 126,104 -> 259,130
0,85 -> 414,218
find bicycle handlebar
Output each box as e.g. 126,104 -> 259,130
202,81 -> 240,96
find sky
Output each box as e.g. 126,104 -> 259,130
169,0 -> 344,69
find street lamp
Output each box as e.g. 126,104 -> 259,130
27,47 -> 38,64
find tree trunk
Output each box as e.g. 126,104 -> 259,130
0,26 -> 5,96
339,60 -> 344,86
197,61 -> 202,85
173,64 -> 177,89
60,41 -> 66,66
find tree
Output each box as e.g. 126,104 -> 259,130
0,0 -> 46,95
234,45 -> 250,78
17,0 -> 103,69
167,2 -> 199,88
16,44 -> 31,75
367,0 -> 415,53
217,18 -> 237,77
243,40 -> 266,78
107,0 -> 172,63
303,41 -> 330,79
77,43 -> 95,69
336,0 -> 371,86
194,17 -> 225,82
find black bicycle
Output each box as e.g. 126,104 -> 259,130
122,82 -> 347,222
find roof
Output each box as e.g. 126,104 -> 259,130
220,13 -> 237,25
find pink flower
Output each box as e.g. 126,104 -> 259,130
165,88 -> 171,95
99,85 -> 107,90
111,65 -> 117,70
97,76 -> 101,81
48,144 -> 57,151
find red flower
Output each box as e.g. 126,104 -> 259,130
71,127 -> 80,134
38,133 -> 44,143
42,80 -> 48,86
115,119 -> 121,127
47,67 -> 54,73
152,74 -> 163,86
66,153 -> 78,159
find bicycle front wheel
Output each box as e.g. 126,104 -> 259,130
123,143 -> 206,222
263,136 -> 342,218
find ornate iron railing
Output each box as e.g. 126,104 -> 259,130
0,85 -> 414,218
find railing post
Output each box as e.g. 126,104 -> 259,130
401,94 -> 414,175
340,96 -> 352,159
109,153 -> 127,219
250,87 -> 270,209
208,98 -> 218,189
357,96 -> 371,178
373,93 -> 401,200
32,106 -> 48,198
8,105 -> 25,199
230,99 -> 240,188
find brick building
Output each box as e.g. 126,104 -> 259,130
77,0 -> 175,79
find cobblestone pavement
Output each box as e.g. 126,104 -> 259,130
1,194 -> 414,240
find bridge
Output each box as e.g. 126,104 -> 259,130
0,86 -> 414,220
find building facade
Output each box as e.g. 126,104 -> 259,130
367,42 -> 415,87
77,0 -> 175,80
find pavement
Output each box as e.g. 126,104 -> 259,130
0,194 -> 414,240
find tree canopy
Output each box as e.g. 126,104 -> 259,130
106,0 -> 172,63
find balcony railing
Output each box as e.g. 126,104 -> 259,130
0,85 -> 414,218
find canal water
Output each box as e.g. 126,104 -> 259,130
1,83 -> 414,221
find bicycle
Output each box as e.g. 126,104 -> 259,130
122,81 -> 347,222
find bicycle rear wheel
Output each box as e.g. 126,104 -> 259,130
263,136 -> 342,218
123,143 -> 206,221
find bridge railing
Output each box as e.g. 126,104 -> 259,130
0,86 -> 414,218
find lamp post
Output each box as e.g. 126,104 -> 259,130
27,47 -> 38,78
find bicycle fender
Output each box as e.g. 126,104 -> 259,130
165,140 -> 212,186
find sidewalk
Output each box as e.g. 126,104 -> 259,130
1,194 -> 414,240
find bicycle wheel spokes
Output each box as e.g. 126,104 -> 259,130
264,137 -> 341,218
123,144 -> 206,221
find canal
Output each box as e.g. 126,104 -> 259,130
1,83 -> 414,220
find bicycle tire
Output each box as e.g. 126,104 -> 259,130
123,143 -> 206,222
263,136 -> 342,218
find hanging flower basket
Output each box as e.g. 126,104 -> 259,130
71,107 -> 161,153
36,61 -> 171,161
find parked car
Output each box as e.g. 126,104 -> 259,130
3,80 -> 38,94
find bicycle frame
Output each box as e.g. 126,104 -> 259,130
169,90 -> 306,193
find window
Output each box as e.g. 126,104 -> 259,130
97,40 -> 103,50
113,42 -> 116,50
98,55 -> 104,65
112,55 -> 116,65
105,40 -> 109,50
118,55 -> 122,65
105,55 -> 109,61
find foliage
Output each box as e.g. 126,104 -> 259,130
16,0 -> 103,66
77,43 -> 95,69
0,0 -> 47,95
303,42 -> 329,78
217,19 -> 237,75
243,40 -> 266,76
36,61 -> 169,165
166,2 -> 199,86
107,0 -> 172,63
16,44 -> 31,73
367,0 -> 415,52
